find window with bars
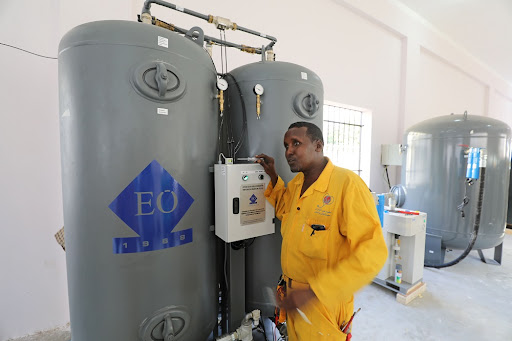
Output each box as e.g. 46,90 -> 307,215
323,102 -> 371,185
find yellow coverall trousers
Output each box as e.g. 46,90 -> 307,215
266,161 -> 387,340
284,275 -> 353,341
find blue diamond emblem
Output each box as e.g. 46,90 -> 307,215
109,160 -> 194,254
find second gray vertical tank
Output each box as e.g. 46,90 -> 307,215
401,114 -> 511,251
224,61 -> 324,316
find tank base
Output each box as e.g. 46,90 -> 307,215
424,233 -> 445,265
477,243 -> 503,265
425,233 -> 503,266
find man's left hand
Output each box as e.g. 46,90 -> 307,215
277,288 -> 316,311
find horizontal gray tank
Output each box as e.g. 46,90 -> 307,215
400,114 -> 511,250
59,21 -> 217,340
224,61 -> 323,316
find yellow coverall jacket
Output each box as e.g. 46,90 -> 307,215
265,159 -> 388,340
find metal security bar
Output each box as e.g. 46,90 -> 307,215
323,103 -> 364,176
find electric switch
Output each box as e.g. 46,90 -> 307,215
233,198 -> 240,214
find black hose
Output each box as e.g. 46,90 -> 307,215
224,73 -> 248,157
425,167 -> 486,268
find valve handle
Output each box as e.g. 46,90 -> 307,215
304,93 -> 319,115
163,313 -> 175,341
155,62 -> 169,97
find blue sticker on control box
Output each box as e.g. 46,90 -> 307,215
109,160 -> 194,254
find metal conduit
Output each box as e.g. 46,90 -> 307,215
152,18 -> 262,55
142,0 -> 277,50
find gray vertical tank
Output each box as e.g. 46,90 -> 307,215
59,21 -> 217,340
401,114 -> 511,250
224,61 -> 323,316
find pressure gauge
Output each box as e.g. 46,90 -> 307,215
217,78 -> 228,91
254,84 -> 264,95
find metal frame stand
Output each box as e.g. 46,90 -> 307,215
477,242 -> 503,265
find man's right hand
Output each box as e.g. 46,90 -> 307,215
255,153 -> 278,187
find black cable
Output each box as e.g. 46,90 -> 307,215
231,241 -> 243,250
1,42 -> 57,59
224,31 -> 228,74
215,72 -> 234,158
226,86 -> 234,158
457,179 -> 471,218
224,73 -> 248,157
259,318 -> 268,341
227,93 -> 235,158
223,242 -> 229,293
216,115 -> 224,160
457,178 -> 474,217
220,32 -> 234,158
216,33 -> 236,158
230,238 -> 255,250
425,168 -> 486,268
385,166 -> 391,190
244,238 -> 255,248
219,31 -> 224,75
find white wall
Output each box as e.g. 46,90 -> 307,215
1,0 -> 511,339
416,48 -> 488,123
0,1 -> 64,340
0,1 -> 131,340
491,90 -> 512,129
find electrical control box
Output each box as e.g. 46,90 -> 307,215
214,163 -> 275,243
381,144 -> 402,166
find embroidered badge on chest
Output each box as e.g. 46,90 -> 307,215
315,193 -> 333,216
323,195 -> 332,205
318,193 -> 334,208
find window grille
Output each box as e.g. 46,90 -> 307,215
323,103 -> 364,177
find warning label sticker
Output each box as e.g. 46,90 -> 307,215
240,183 -> 265,226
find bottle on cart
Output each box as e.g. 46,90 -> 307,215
395,263 -> 402,284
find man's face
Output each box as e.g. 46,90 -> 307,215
284,127 -> 322,173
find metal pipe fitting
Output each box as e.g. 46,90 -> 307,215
140,0 -> 277,51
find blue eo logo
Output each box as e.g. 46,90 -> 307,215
109,160 -> 194,254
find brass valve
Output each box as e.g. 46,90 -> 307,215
241,45 -> 257,54
256,94 -> 261,119
253,84 -> 264,119
217,90 -> 225,116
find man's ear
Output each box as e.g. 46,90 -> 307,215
315,140 -> 324,152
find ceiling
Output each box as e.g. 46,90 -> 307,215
396,0 -> 512,85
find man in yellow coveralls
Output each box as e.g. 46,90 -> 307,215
256,121 -> 387,340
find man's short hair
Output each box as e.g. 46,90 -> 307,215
288,121 -> 324,144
